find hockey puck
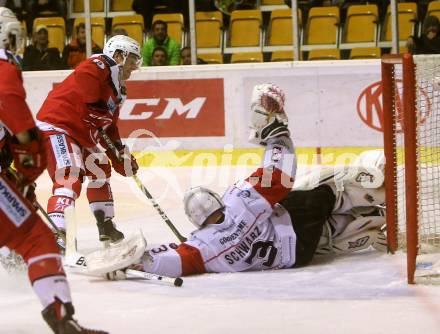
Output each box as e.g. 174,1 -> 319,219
174,277 -> 183,287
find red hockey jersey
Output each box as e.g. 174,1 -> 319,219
0,49 -> 35,134
36,54 -> 124,148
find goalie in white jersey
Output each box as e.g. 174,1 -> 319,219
93,83 -> 387,279
140,83 -> 304,277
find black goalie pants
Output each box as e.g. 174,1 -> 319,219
279,184 -> 336,267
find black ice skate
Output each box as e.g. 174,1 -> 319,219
94,210 -> 124,243
97,219 -> 124,243
42,299 -> 108,334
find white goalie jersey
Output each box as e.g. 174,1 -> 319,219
143,137 -> 297,278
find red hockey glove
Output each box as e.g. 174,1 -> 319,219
106,144 -> 139,177
9,131 -> 47,184
84,104 -> 113,129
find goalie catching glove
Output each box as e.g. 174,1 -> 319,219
249,83 -> 290,145
106,141 -> 139,177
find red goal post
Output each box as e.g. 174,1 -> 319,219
381,53 -> 440,284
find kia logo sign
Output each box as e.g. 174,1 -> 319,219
357,80 -> 431,133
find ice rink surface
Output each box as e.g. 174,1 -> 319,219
1,166 -> 440,334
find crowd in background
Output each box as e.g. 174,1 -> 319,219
1,0 -> 440,70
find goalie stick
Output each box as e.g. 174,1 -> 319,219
98,128 -> 187,242
64,251 -> 183,287
64,231 -> 183,287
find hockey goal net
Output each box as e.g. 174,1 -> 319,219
382,54 -> 440,284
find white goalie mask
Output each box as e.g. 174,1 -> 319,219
0,7 -> 22,52
184,187 -> 225,228
103,34 -> 142,68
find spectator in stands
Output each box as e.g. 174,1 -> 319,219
23,0 -> 67,33
111,27 -> 128,37
132,0 -> 185,31
151,46 -> 168,66
180,46 -> 207,65
22,24 -> 62,70
61,22 -> 102,69
407,15 -> 440,55
181,46 -> 191,65
142,20 -> 180,66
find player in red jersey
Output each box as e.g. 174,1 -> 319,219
36,34 -> 141,249
0,7 -> 108,334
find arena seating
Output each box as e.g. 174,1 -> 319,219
196,11 -> 223,52
228,9 -> 262,49
198,53 -> 223,64
72,0 -> 104,13
349,47 -> 381,59
73,17 -> 106,48
270,50 -> 296,61
303,6 -> 340,50
231,51 -> 264,63
24,1 -> 435,65
110,0 -> 134,12
33,16 -> 66,52
341,4 -> 378,48
265,8 -> 301,53
308,48 -> 340,60
112,14 -> 144,46
380,2 -> 417,47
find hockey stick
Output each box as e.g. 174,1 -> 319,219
35,200 -> 66,242
124,269 -> 183,287
64,248 -> 183,287
98,128 -> 187,242
7,168 -> 66,242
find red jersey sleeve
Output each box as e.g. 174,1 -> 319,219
246,137 -> 296,206
106,108 -> 121,142
73,59 -> 108,104
176,243 -> 206,276
0,62 -> 35,134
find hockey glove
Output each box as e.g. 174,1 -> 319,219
106,144 -> 139,177
9,128 -> 47,184
84,103 -> 113,129
248,83 -> 290,145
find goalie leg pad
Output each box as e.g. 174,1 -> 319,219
331,183 -> 385,213
317,215 -> 387,255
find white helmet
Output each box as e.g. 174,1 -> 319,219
184,186 -> 224,228
103,34 -> 142,67
0,7 -> 21,51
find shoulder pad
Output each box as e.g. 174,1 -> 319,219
92,57 -> 106,70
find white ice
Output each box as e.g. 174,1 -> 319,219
1,166 -> 440,334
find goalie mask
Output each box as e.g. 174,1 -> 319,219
103,35 -> 142,69
184,187 -> 225,228
0,7 -> 22,52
